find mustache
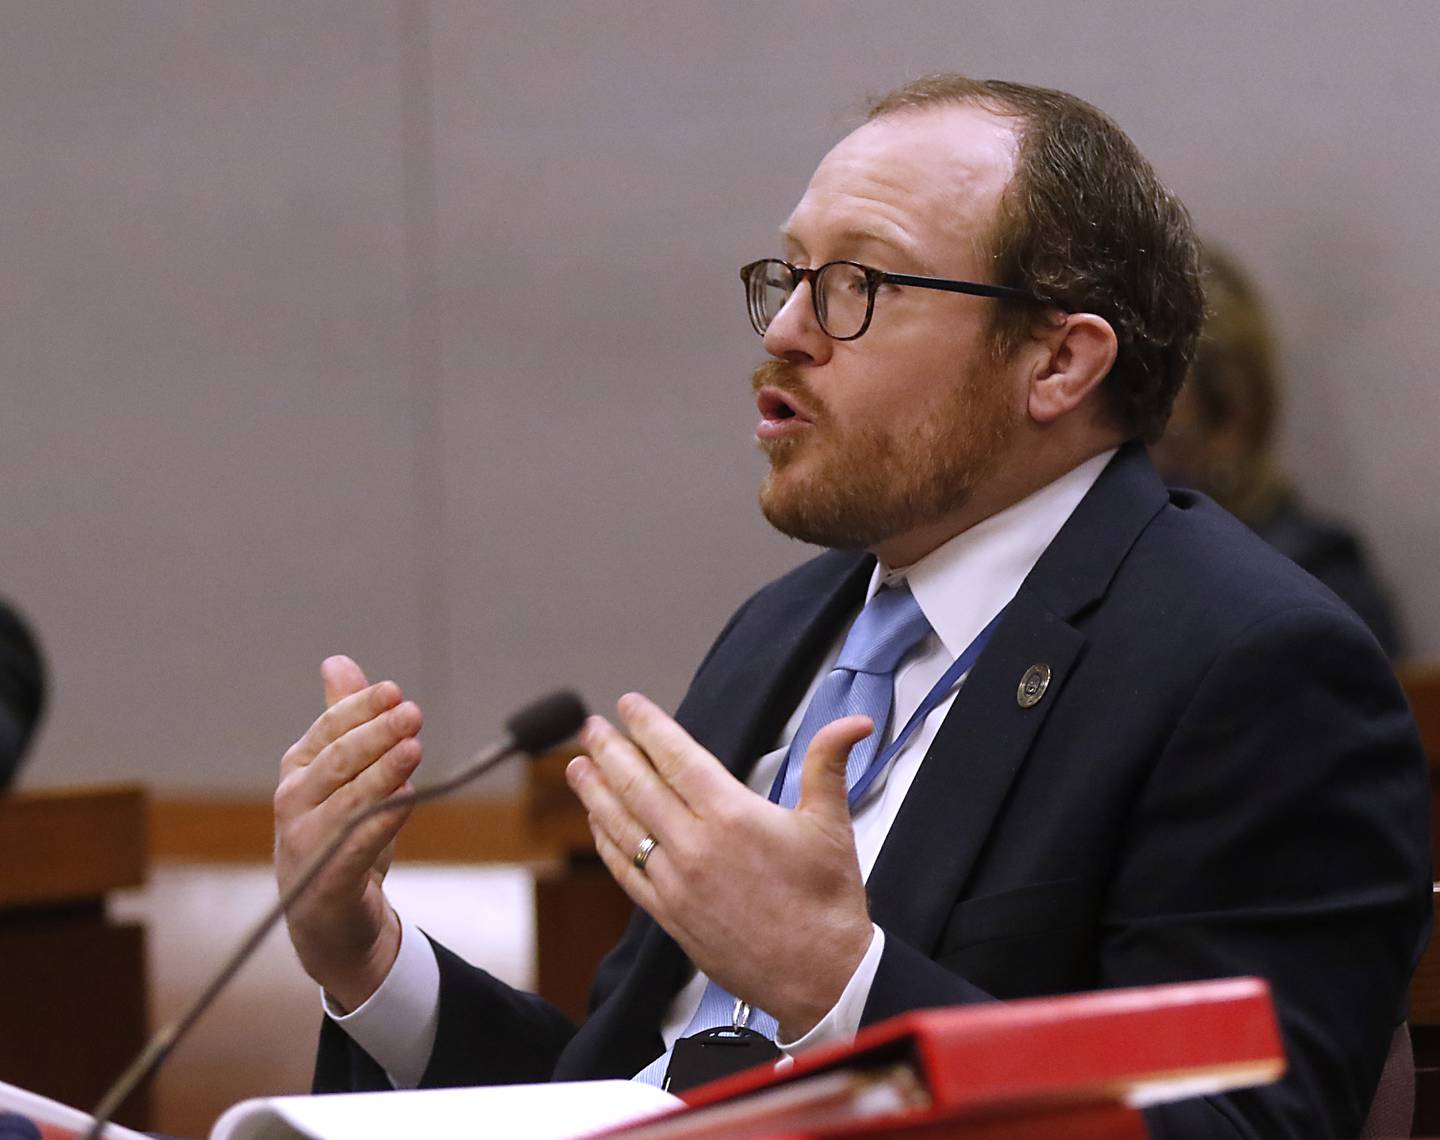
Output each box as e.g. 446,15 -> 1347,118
750,360 -> 827,419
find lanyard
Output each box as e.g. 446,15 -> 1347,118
767,607 -> 1006,812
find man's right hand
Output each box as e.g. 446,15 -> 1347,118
274,655 -> 423,1012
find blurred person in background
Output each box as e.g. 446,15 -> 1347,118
1150,245 -> 1404,657
0,600 -> 45,791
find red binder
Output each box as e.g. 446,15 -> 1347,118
593,977 -> 1284,1139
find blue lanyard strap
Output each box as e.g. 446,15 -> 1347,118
767,607 -> 1006,812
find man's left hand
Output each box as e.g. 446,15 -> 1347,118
566,693 -> 875,1041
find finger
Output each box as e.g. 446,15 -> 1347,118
613,693 -> 736,811
567,754 -> 684,902
277,740 -> 419,892
566,752 -> 666,867
578,714 -> 695,845
320,734 -> 423,823
590,815 -> 666,920
322,655 -> 371,708
320,780 -> 416,883
795,715 -> 874,827
285,701 -> 422,811
283,681 -> 404,775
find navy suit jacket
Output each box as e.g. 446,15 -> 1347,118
317,444 -> 1431,1138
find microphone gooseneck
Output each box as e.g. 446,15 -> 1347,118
81,689 -> 586,1140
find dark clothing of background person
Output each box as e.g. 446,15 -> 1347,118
1150,243 -> 1407,659
0,600 -> 45,791
1250,491 -> 1404,659
314,446 -> 1433,1139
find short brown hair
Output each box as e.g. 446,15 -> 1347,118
866,75 -> 1204,442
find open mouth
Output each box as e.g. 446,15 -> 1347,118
760,393 -> 795,420
756,387 -> 811,424
755,386 -> 816,444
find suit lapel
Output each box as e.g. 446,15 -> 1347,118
866,594 -> 1084,949
868,443 -> 1169,952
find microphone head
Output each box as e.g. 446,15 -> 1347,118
506,690 -> 587,755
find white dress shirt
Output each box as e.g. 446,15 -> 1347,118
329,449 -> 1115,1088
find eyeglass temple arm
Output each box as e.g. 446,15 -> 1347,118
878,270 -> 1052,306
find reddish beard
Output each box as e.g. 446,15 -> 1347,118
750,358 -> 1018,551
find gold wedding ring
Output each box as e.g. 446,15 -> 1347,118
632,833 -> 658,871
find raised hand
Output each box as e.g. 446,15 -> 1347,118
567,693 -> 874,1040
274,655 -> 423,1011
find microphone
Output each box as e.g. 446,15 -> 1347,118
81,689 -> 587,1140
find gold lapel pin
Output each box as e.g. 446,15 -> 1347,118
1017,664 -> 1052,708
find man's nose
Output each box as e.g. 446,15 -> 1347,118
762,280 -> 833,366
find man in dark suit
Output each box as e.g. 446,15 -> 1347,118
276,76 -> 1430,1137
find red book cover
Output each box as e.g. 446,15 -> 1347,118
595,977 -> 1282,1139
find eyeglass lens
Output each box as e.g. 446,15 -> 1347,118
748,260 -> 872,339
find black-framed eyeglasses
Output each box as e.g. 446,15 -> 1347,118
740,258 -> 1056,341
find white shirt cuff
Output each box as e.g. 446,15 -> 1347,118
322,916 -> 441,1089
775,924 -> 884,1055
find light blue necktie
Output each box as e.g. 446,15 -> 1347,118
633,584 -> 932,1087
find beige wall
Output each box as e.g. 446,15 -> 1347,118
4,1 -> 1437,795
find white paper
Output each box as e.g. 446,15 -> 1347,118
209,1080 -> 682,1140
0,1078 -> 150,1139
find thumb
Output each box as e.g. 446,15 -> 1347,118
795,715 -> 874,826
321,654 -> 370,708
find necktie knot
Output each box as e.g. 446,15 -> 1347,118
835,583 -> 931,676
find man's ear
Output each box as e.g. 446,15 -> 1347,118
1026,314 -> 1118,424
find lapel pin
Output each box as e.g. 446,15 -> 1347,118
1017,663 -> 1052,708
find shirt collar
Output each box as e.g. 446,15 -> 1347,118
867,448 -> 1117,657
